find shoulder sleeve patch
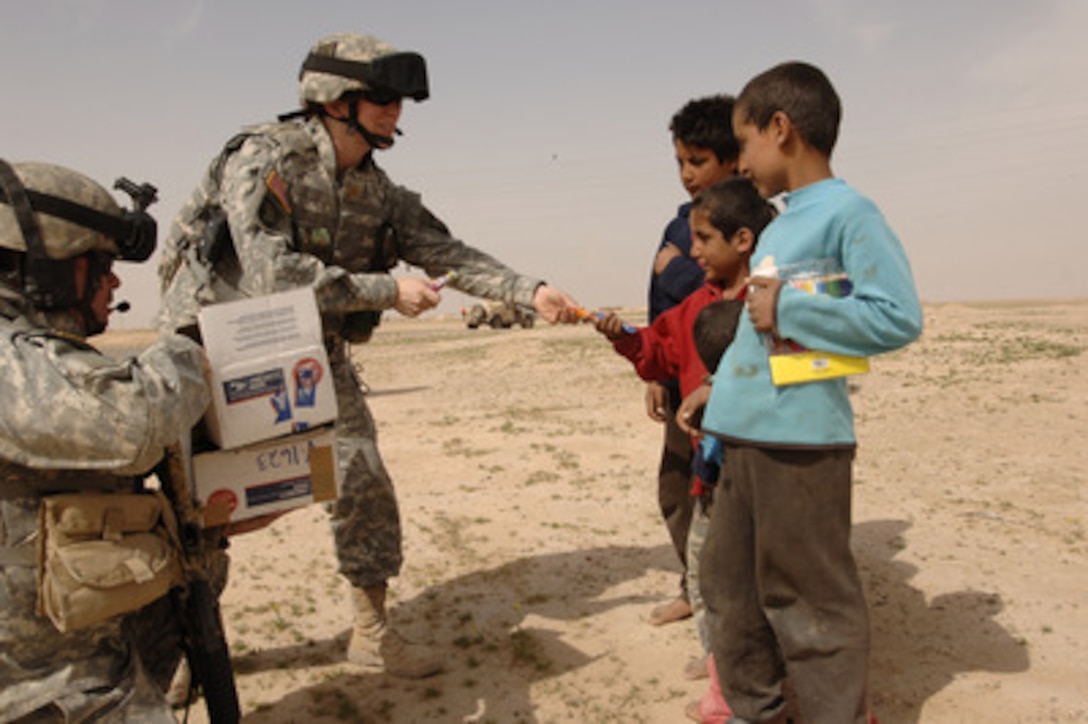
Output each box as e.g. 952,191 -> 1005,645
265,170 -> 292,215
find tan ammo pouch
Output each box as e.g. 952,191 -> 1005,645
37,492 -> 182,633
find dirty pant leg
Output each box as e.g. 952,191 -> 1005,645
659,386 -> 696,597
328,364 -> 403,589
763,447 -> 869,724
703,445 -> 870,723
701,448 -> 785,720
685,500 -> 712,652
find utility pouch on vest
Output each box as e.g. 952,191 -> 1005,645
199,209 -> 234,267
341,310 -> 382,343
336,221 -> 398,343
37,492 -> 182,633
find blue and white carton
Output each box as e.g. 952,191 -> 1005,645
198,287 -> 338,450
191,424 -> 340,525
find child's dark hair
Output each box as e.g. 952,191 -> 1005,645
669,95 -> 739,163
690,176 -> 775,241
693,299 -> 744,373
735,61 -> 841,156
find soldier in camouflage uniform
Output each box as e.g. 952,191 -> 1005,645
157,32 -> 580,679
0,160 -> 210,721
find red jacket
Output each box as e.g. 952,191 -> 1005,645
612,282 -> 727,399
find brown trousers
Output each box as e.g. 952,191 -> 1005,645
700,445 -> 870,723
658,386 -> 696,598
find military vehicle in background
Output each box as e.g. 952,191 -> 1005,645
462,300 -> 536,329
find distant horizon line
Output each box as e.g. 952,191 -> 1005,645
97,297 -> 1088,341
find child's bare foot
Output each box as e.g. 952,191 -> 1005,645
649,596 -> 692,625
683,654 -> 710,680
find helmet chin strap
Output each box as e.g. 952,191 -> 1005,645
338,98 -> 395,152
286,100 -> 402,160
77,254 -> 110,336
77,298 -> 105,336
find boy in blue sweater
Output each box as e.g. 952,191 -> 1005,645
680,62 -> 922,723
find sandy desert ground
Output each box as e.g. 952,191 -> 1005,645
99,298 -> 1088,723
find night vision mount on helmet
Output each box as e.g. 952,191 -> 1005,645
0,159 -> 158,311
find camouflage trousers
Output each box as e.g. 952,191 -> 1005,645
326,345 -> 403,589
1,497 -> 176,723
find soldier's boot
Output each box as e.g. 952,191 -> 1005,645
346,585 -> 443,679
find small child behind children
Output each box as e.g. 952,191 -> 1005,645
683,298 -> 744,723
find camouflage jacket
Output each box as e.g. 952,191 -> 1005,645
157,115 -> 543,341
0,290 -> 209,721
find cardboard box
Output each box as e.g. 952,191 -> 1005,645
191,425 -> 340,526
198,287 -> 338,449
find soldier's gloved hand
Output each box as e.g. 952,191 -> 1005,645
394,277 -> 440,317
532,285 -> 581,324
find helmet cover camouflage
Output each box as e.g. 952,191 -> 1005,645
299,33 -> 401,104
298,33 -> 428,106
0,162 -> 122,259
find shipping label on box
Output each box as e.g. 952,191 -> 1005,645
198,287 -> 338,449
192,425 -> 340,526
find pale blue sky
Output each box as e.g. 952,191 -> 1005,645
2,0 -> 1085,328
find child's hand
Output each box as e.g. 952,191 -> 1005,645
653,242 -> 682,275
746,275 -> 784,333
645,382 -> 668,423
593,312 -> 629,341
677,384 -> 712,437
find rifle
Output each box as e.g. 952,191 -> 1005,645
156,441 -> 241,724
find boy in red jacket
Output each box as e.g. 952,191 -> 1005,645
595,177 -> 773,403
596,176 -> 773,711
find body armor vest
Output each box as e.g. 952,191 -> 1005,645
162,118 -> 416,341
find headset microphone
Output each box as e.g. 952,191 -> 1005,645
110,301 -> 131,313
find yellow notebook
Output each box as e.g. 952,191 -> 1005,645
768,349 -> 870,386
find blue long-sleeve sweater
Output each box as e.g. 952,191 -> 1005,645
702,178 -> 923,447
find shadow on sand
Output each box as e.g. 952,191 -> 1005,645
231,522 -> 1029,722
856,519 -> 1029,722
234,543 -> 672,722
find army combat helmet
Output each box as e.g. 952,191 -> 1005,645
0,159 -> 157,330
294,32 -> 429,150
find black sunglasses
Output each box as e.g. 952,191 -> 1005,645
361,88 -> 403,107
